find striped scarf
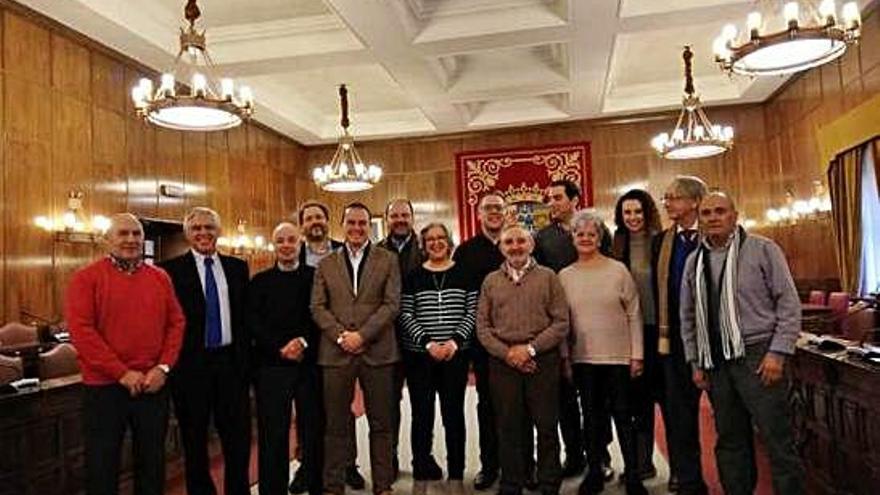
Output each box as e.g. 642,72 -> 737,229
693,226 -> 746,369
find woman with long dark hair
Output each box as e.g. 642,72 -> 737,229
611,189 -> 663,481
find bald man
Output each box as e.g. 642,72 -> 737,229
66,213 -> 185,495
477,225 -> 570,495
680,193 -> 804,495
249,222 -> 323,495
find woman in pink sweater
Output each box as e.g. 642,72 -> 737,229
558,210 -> 646,495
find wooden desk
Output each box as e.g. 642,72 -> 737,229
0,375 -> 84,495
790,341 -> 880,494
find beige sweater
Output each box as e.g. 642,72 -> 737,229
558,257 -> 643,365
477,263 -> 570,360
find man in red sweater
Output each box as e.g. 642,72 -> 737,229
65,213 -> 185,495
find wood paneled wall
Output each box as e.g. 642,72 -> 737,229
0,6 -> 308,323
2,2 -> 879,322
302,7 -> 880,286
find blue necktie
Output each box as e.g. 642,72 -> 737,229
204,257 -> 222,348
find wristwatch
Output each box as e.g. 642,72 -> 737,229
526,344 -> 537,357
157,364 -> 171,374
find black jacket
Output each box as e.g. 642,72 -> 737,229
160,251 -> 251,370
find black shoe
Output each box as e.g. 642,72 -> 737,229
392,455 -> 399,481
625,482 -> 648,495
474,470 -> 498,491
425,456 -> 443,481
562,457 -> 586,478
524,470 -> 539,491
619,466 -> 658,484
288,467 -> 308,494
345,465 -> 366,490
602,464 -> 615,482
667,475 -> 680,493
578,475 -> 603,495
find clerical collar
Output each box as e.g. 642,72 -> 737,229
108,254 -> 143,274
277,261 -> 300,272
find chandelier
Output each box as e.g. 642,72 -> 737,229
131,0 -> 254,131
34,190 -> 111,242
651,46 -> 734,160
312,85 -> 383,192
714,1 -> 861,77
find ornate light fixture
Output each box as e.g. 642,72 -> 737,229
33,190 -> 111,242
312,84 -> 383,192
651,46 -> 734,160
765,180 -> 832,224
217,219 -> 273,254
714,1 -> 861,77
131,0 -> 254,131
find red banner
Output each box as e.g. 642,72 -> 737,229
455,142 -> 592,240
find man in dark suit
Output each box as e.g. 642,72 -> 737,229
311,202 -> 401,495
161,207 -> 252,495
651,176 -> 709,495
250,222 -> 322,495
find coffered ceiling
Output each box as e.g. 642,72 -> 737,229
16,0 -> 874,145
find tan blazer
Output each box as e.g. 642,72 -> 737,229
311,244 -> 401,367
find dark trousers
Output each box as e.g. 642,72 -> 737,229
660,334 -> 706,492
472,347 -> 498,473
490,352 -> 561,493
558,378 -> 585,464
256,364 -> 323,495
391,359 -> 405,466
322,360 -> 395,494
631,324 -> 660,474
403,350 -> 469,479
707,343 -> 804,495
83,385 -> 168,495
473,347 -> 535,476
574,364 -> 640,484
171,350 -> 252,495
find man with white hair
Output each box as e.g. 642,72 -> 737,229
66,213 -> 184,495
161,207 -> 253,495
477,225 -> 570,495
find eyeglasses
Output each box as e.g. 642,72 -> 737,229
424,236 -> 447,244
480,204 -> 504,212
662,194 -> 684,203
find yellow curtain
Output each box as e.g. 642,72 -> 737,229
828,146 -> 864,293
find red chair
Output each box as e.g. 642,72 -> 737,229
808,290 -> 828,306
0,323 -> 38,347
0,354 -> 23,385
38,343 -> 79,379
827,292 -> 851,333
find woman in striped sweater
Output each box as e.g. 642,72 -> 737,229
399,222 -> 478,495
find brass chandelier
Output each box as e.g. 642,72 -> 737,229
714,1 -> 861,77
131,0 -> 254,131
312,85 -> 383,192
651,46 -> 734,160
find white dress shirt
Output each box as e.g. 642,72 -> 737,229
191,249 -> 233,346
345,242 -> 368,296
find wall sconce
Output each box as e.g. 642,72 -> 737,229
33,190 -> 111,243
216,219 -> 274,254
765,180 -> 832,225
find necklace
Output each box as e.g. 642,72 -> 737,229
432,271 -> 448,306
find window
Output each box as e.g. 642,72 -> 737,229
859,143 -> 880,296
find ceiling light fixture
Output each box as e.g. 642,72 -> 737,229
131,0 -> 254,131
312,84 -> 383,192
651,46 -> 734,160
714,1 -> 861,77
